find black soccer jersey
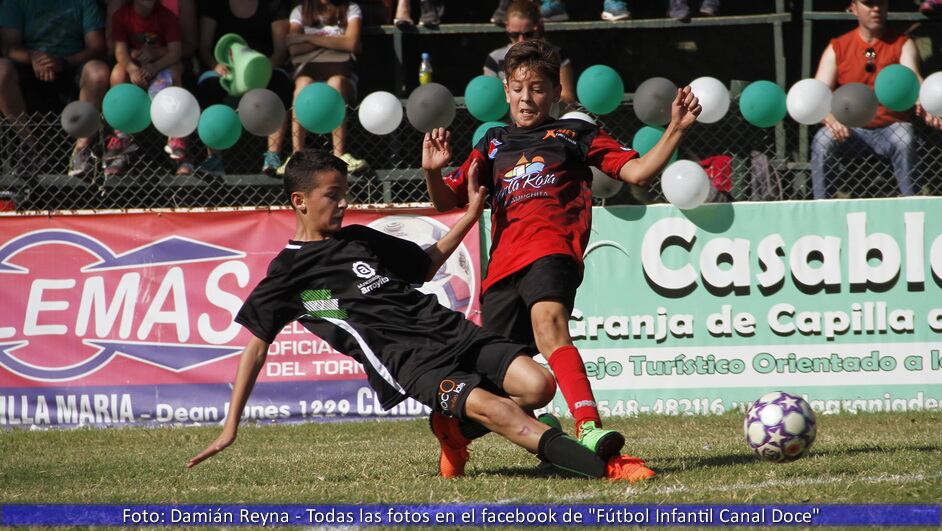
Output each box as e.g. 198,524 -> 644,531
236,225 -> 504,410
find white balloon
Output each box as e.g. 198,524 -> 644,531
919,71 -> 942,118
561,110 -> 596,124
661,159 -> 711,210
787,78 -> 832,125
358,91 -> 403,135
150,87 -> 200,138
591,167 -> 622,198
689,76 -> 730,124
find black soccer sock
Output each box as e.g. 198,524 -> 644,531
537,427 -> 607,478
459,419 -> 491,440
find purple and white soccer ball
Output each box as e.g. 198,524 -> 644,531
744,391 -> 817,463
367,215 -> 476,316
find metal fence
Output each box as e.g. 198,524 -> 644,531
1,100 -> 941,212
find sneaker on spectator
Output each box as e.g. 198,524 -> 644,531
340,153 -> 368,174
164,137 -> 187,161
104,131 -> 138,162
491,0 -> 510,25
700,0 -> 719,16
176,160 -> 195,176
276,154 -> 293,176
668,0 -> 690,19
197,153 -> 226,177
920,0 -> 942,17
601,0 -> 631,21
103,153 -> 131,177
12,142 -> 38,182
418,0 -> 443,28
541,0 -> 569,21
68,145 -> 97,178
262,151 -> 283,177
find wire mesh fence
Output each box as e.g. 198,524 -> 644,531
1,100 -> 941,212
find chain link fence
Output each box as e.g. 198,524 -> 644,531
2,99 -> 941,211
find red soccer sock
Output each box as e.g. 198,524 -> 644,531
547,345 -> 601,432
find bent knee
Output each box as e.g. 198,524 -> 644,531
516,368 -> 557,409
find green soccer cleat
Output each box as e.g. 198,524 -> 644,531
577,421 -> 625,460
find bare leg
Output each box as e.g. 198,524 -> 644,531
0,59 -> 33,142
326,74 -> 354,157
292,75 -> 314,153
78,60 -> 110,151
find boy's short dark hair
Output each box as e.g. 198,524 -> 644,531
502,39 -> 561,87
507,0 -> 541,23
283,149 -> 348,205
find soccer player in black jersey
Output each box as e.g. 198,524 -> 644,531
186,149 -> 654,482
422,39 -> 700,476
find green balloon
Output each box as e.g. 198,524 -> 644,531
631,126 -> 678,163
465,76 -> 508,122
198,104 -> 242,150
472,121 -> 507,147
875,64 -> 919,112
577,65 -> 624,115
103,83 -> 151,133
739,80 -> 787,128
296,82 -> 346,134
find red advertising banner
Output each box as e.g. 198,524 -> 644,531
0,209 -> 481,427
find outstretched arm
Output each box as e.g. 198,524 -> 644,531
619,86 -> 701,185
424,160 -> 485,281
186,335 -> 269,468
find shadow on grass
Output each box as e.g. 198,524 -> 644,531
654,443 -> 942,473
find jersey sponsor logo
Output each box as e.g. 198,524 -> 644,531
494,154 -> 558,207
352,261 -> 376,279
487,139 -> 502,160
367,216 -> 475,316
0,229 -> 246,383
542,128 -> 577,145
300,289 -> 348,319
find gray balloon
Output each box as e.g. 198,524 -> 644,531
238,88 -> 286,136
60,101 -> 100,138
406,83 -> 456,133
633,77 -> 677,126
831,82 -> 878,128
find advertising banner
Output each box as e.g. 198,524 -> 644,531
0,209 -> 480,427
521,198 -> 942,417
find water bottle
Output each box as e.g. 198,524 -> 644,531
419,52 -> 433,85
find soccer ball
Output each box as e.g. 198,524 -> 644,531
744,391 -> 817,462
367,215 -> 476,316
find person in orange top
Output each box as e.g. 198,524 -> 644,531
811,0 -> 942,199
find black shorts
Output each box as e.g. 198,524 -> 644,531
14,61 -> 85,112
408,338 -> 529,420
481,254 -> 584,348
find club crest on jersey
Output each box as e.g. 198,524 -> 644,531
542,128 -> 577,145
487,139 -> 502,160
494,154 -> 557,206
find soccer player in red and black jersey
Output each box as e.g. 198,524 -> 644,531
422,39 -> 700,475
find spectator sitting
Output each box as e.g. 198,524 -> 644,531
0,0 -> 110,181
484,0 -> 576,110
538,0 -> 631,22
811,0 -> 942,199
287,0 -> 367,174
668,0 -> 719,20
107,0 -> 190,177
197,0 -> 293,177
919,0 -> 941,17
107,0 -> 197,66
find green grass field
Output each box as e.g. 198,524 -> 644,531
2,411 -> 941,506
